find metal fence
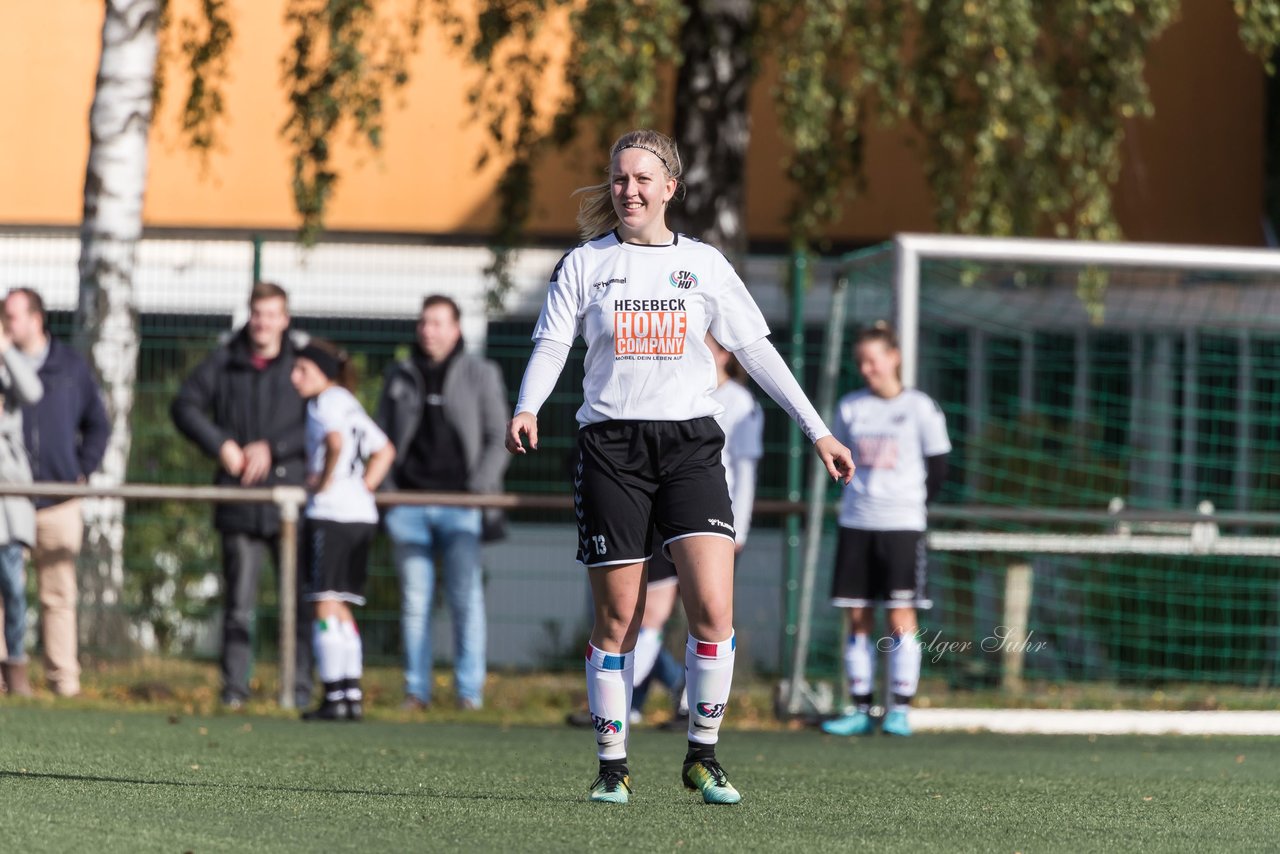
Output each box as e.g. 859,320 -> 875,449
1,229 -> 838,690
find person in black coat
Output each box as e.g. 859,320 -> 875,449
172,282 -> 312,709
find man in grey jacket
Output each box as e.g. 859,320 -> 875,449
375,295 -> 509,710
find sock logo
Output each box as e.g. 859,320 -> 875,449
592,714 -> 623,735
696,702 -> 726,719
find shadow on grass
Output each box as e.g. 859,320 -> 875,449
0,770 -> 559,803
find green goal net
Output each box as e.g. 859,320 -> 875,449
785,236 -> 1280,712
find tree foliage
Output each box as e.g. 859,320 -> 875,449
1236,0 -> 1280,72
431,0 -> 686,304
158,2 -> 1280,264
163,0 -> 425,243
445,0 -> 1280,277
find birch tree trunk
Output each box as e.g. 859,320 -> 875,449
669,0 -> 756,264
75,0 -> 159,654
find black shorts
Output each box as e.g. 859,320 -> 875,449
646,540 -> 678,588
574,418 -> 736,568
303,518 -> 375,605
830,527 -> 931,610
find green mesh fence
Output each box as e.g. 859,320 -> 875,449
797,245 -> 1280,692
2,230 -> 826,681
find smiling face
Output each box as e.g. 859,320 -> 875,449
856,338 -> 903,398
610,147 -> 677,244
248,295 -> 289,357
290,356 -> 329,399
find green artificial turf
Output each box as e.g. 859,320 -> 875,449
0,706 -> 1275,852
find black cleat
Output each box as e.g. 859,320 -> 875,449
301,698 -> 350,721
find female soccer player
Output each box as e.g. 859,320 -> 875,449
630,335 -> 764,726
291,339 -> 395,721
506,129 -> 854,805
821,322 -> 951,738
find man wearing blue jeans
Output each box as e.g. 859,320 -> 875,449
376,295 -> 508,710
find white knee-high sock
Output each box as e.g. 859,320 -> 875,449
845,633 -> 875,701
685,632 -> 735,746
340,619 -> 363,699
313,618 -> 345,699
888,630 -> 922,707
632,627 -> 663,686
585,644 -> 634,761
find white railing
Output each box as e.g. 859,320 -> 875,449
0,483 -> 590,708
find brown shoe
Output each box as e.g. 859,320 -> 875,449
2,662 -> 33,697
400,696 -> 430,712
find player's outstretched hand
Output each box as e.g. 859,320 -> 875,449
815,435 -> 855,485
506,411 -> 539,455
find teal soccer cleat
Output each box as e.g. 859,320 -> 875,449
589,766 -> 632,804
682,757 -> 742,805
821,709 -> 875,736
881,708 -> 912,737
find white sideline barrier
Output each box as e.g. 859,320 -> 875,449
910,708 -> 1280,735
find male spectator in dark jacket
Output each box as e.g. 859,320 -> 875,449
171,282 -> 312,709
376,295 -> 509,710
2,288 -> 110,697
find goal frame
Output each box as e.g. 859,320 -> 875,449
892,233 -> 1280,389
782,232 -> 1280,718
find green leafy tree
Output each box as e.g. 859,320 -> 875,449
80,0 -> 423,651
444,0 -> 1280,294
167,0 -> 425,242
434,0 -> 762,301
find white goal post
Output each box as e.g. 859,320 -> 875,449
892,233 -> 1280,389
782,232 -> 1280,721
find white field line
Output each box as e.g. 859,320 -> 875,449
911,708 -> 1280,735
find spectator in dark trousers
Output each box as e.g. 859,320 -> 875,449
376,295 -> 509,711
0,314 -> 43,697
2,288 -> 110,698
172,282 -> 312,709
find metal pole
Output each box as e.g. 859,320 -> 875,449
893,238 -> 920,389
1237,331 -> 1252,514
252,233 -> 264,284
274,486 -> 306,709
1072,331 -> 1089,426
782,247 -> 809,672
786,273 -> 850,715
895,232 -> 1280,274
1181,330 -> 1198,508
1001,562 -> 1034,692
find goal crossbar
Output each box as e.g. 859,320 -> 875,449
890,232 -> 1280,388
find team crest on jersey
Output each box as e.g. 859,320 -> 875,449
669,270 -> 698,290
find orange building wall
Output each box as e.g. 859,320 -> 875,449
0,1 -> 1266,246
